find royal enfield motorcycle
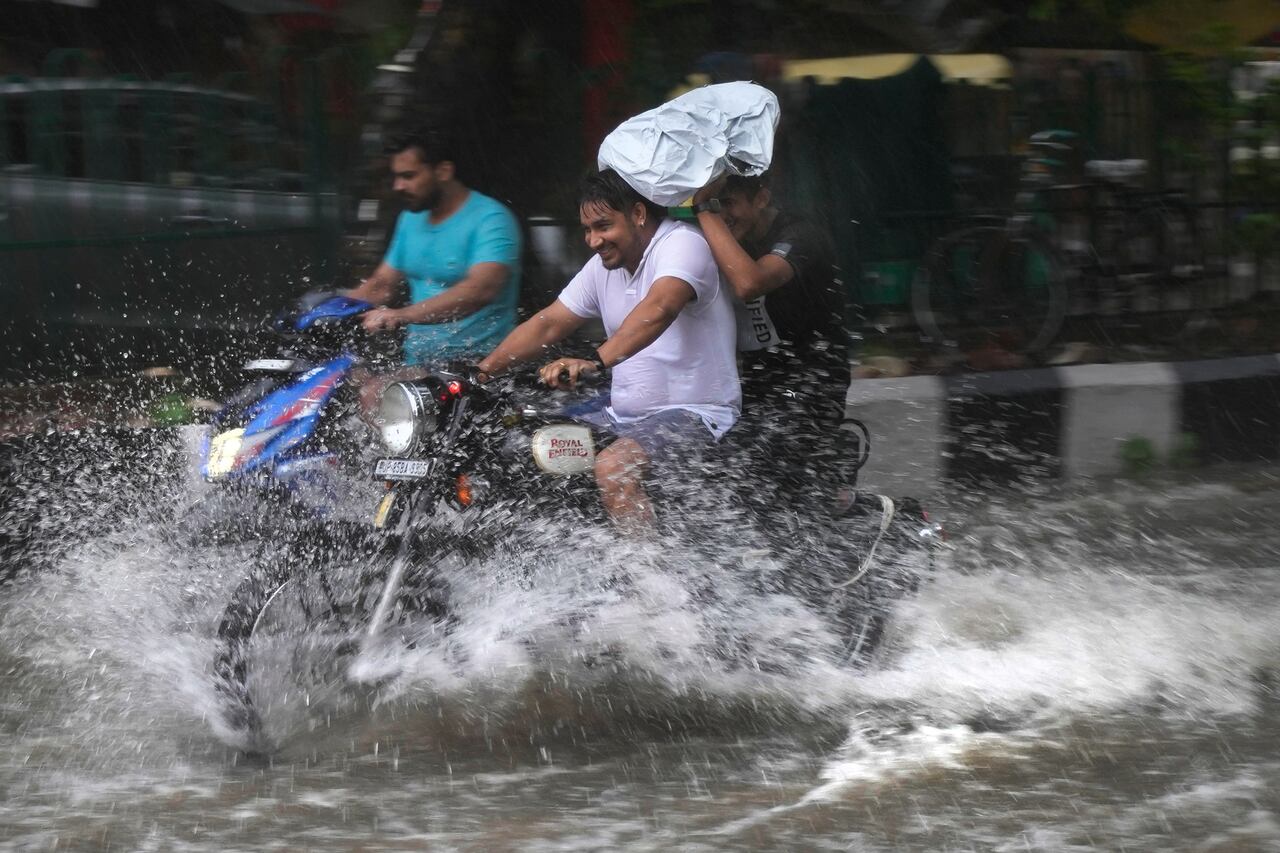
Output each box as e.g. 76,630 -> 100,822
210,367 -> 943,749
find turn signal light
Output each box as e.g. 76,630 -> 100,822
456,473 -> 474,506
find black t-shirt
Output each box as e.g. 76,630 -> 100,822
740,210 -> 850,394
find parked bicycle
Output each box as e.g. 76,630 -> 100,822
1069,159 -> 1206,322
912,130 -> 1206,356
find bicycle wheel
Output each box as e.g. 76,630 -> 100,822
1119,197 -> 1206,294
912,225 -> 1000,347
1126,196 -> 1211,341
977,229 -> 1069,353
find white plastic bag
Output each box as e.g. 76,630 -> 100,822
597,82 -> 780,207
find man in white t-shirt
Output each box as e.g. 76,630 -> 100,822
476,169 -> 740,531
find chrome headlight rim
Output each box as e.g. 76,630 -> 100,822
376,380 -> 440,455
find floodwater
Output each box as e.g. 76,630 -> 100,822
2,432 -> 1279,851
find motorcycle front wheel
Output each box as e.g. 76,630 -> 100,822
211,527 -> 452,750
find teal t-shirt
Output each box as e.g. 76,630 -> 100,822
384,191 -> 521,364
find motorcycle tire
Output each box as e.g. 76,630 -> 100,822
211,527 -> 452,749
212,555 -> 298,740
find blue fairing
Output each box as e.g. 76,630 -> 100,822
212,353 -> 355,478
294,296 -> 372,331
242,354 -> 354,432
238,416 -> 320,475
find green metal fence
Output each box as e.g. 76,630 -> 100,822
0,49 -> 354,378
781,58 -> 1250,319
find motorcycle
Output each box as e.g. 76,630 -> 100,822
210,367 -> 943,749
191,291 -> 378,531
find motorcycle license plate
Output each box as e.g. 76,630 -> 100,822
374,458 -> 432,480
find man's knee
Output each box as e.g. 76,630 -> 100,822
594,438 -> 648,491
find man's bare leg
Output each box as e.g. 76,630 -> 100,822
594,437 -> 656,534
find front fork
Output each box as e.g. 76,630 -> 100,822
364,486 -> 422,644
360,395 -> 466,651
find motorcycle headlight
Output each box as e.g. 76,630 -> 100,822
377,381 -> 440,455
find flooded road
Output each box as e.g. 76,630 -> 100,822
2,436 -> 1279,851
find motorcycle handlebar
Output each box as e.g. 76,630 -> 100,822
274,290 -> 373,334
553,364 -> 605,387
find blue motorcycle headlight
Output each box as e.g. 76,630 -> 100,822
377,381 -> 440,455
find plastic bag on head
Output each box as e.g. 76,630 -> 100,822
597,82 -> 780,207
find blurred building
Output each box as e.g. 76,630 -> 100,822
5,0 -> 1280,378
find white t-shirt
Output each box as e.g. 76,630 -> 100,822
557,219 -> 740,437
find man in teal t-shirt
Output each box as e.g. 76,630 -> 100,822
347,128 -> 521,365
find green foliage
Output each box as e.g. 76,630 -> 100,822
149,393 -> 194,427
1229,77 -> 1280,203
1029,0 -> 1056,20
1119,435 -> 1157,475
1233,213 -> 1280,257
1150,22 -> 1262,206
1029,0 -> 1159,27
1169,431 -> 1202,467
1119,432 -> 1207,474
1160,137 -> 1213,176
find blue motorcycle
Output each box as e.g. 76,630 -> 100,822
190,292 -> 379,530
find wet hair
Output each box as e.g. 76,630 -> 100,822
579,168 -> 666,222
384,127 -> 456,169
722,171 -> 770,199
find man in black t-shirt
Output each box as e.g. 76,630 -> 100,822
692,172 -> 857,499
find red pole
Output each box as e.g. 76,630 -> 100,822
582,0 -> 633,160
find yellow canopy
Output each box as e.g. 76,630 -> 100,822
782,53 -> 1012,86
664,54 -> 1012,100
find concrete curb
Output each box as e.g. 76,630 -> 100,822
846,354 -> 1280,496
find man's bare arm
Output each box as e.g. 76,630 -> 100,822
345,262 -> 404,306
477,300 -> 586,378
538,277 -> 695,389
597,276 -> 694,366
393,261 -> 510,325
695,209 -> 794,301
362,262 -> 511,333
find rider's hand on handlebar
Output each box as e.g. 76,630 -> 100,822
465,365 -> 491,385
362,307 -> 402,333
539,357 -> 599,390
